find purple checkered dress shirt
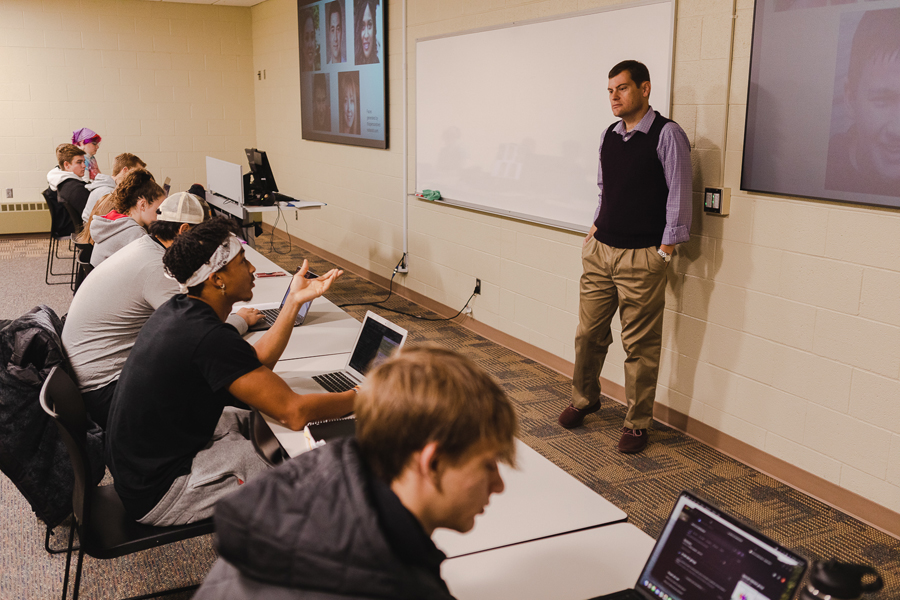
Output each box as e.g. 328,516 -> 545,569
593,107 -> 693,246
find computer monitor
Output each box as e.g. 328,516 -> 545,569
245,148 -> 278,194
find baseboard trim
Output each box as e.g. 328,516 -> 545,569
263,224 -> 900,540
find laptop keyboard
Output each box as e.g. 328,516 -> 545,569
312,371 -> 358,393
260,308 -> 279,326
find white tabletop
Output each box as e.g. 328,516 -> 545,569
442,523 -> 655,600
433,440 -> 627,558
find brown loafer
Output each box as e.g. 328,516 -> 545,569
617,427 -> 648,454
558,402 -> 601,429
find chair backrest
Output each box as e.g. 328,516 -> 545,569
39,366 -> 92,533
42,187 -> 75,238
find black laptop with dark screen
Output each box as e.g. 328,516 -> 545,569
592,492 -> 807,600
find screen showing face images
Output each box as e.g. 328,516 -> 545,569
742,0 -> 900,209
299,0 -> 388,149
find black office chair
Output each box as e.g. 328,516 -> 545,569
71,242 -> 93,293
43,187 -> 76,286
39,367 -> 215,600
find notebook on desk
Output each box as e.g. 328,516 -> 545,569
309,311 -> 408,393
591,491 -> 807,600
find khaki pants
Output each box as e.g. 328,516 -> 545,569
572,238 -> 668,430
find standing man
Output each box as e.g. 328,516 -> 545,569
558,60 -> 692,454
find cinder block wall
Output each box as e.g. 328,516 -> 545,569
0,0 -> 256,224
252,0 -> 900,517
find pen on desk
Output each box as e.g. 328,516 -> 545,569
256,272 -> 288,278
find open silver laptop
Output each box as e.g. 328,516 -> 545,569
309,311 -> 408,393
246,277 -> 314,332
592,491 -> 807,600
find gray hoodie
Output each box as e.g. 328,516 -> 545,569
82,174 -> 116,222
89,213 -> 147,267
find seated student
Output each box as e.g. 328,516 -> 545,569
47,144 -> 90,229
63,193 -> 259,428
105,217 -> 355,526
81,152 -> 146,223
194,346 -> 518,599
90,168 -> 165,267
72,127 -> 101,181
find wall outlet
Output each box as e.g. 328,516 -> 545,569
474,278 -> 481,295
5,189 -> 12,199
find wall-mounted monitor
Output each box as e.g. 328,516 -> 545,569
298,0 -> 388,149
742,0 -> 900,210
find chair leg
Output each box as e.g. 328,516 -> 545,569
46,522 -> 80,554
46,235 -> 75,285
61,522 -> 76,600
72,547 -> 85,600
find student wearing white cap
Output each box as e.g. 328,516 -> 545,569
62,192 -> 261,429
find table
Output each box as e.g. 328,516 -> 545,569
442,523 -> 655,600
432,441 -> 627,558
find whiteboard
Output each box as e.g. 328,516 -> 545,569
415,1 -> 675,232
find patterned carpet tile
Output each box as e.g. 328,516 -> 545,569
261,236 -> 900,598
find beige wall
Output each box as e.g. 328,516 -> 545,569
0,0 -> 256,218
252,0 -> 900,516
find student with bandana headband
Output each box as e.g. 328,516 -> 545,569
105,217 -> 354,527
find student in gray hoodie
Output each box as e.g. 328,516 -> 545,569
81,152 -> 147,222
90,168 -> 165,267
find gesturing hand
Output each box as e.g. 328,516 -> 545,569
289,259 -> 344,303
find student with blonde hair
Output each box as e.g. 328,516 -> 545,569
195,346 -> 518,599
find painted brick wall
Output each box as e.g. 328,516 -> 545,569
0,0 -> 256,213
253,0 -> 900,515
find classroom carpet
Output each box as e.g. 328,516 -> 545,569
0,231 -> 897,599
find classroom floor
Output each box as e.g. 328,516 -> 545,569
1,232 -> 897,598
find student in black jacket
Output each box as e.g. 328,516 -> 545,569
46,144 -> 90,229
195,346 -> 519,599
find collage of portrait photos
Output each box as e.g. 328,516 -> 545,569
299,0 -> 387,149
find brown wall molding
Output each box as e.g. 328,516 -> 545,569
263,224 -> 900,540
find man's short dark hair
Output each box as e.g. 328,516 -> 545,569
609,60 -> 651,86
148,220 -> 186,241
847,8 -> 900,94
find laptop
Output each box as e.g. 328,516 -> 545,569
246,274 -> 315,332
310,311 -> 408,393
592,491 -> 807,600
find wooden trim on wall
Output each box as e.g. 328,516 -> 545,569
264,224 -> 900,540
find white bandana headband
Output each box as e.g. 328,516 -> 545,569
167,233 -> 243,293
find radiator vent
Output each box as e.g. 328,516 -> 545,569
0,203 -> 49,213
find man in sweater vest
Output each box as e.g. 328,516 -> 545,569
558,60 -> 693,454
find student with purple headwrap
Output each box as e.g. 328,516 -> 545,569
72,127 -> 102,182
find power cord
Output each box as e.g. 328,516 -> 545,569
338,255 -> 477,322
266,203 -> 293,255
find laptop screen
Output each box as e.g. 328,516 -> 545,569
347,316 -> 405,375
636,493 -> 806,600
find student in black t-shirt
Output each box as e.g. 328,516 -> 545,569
105,217 -> 356,527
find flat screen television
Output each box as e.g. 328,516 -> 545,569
297,0 -> 388,149
742,0 -> 900,210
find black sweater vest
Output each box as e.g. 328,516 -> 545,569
594,111 -> 670,249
